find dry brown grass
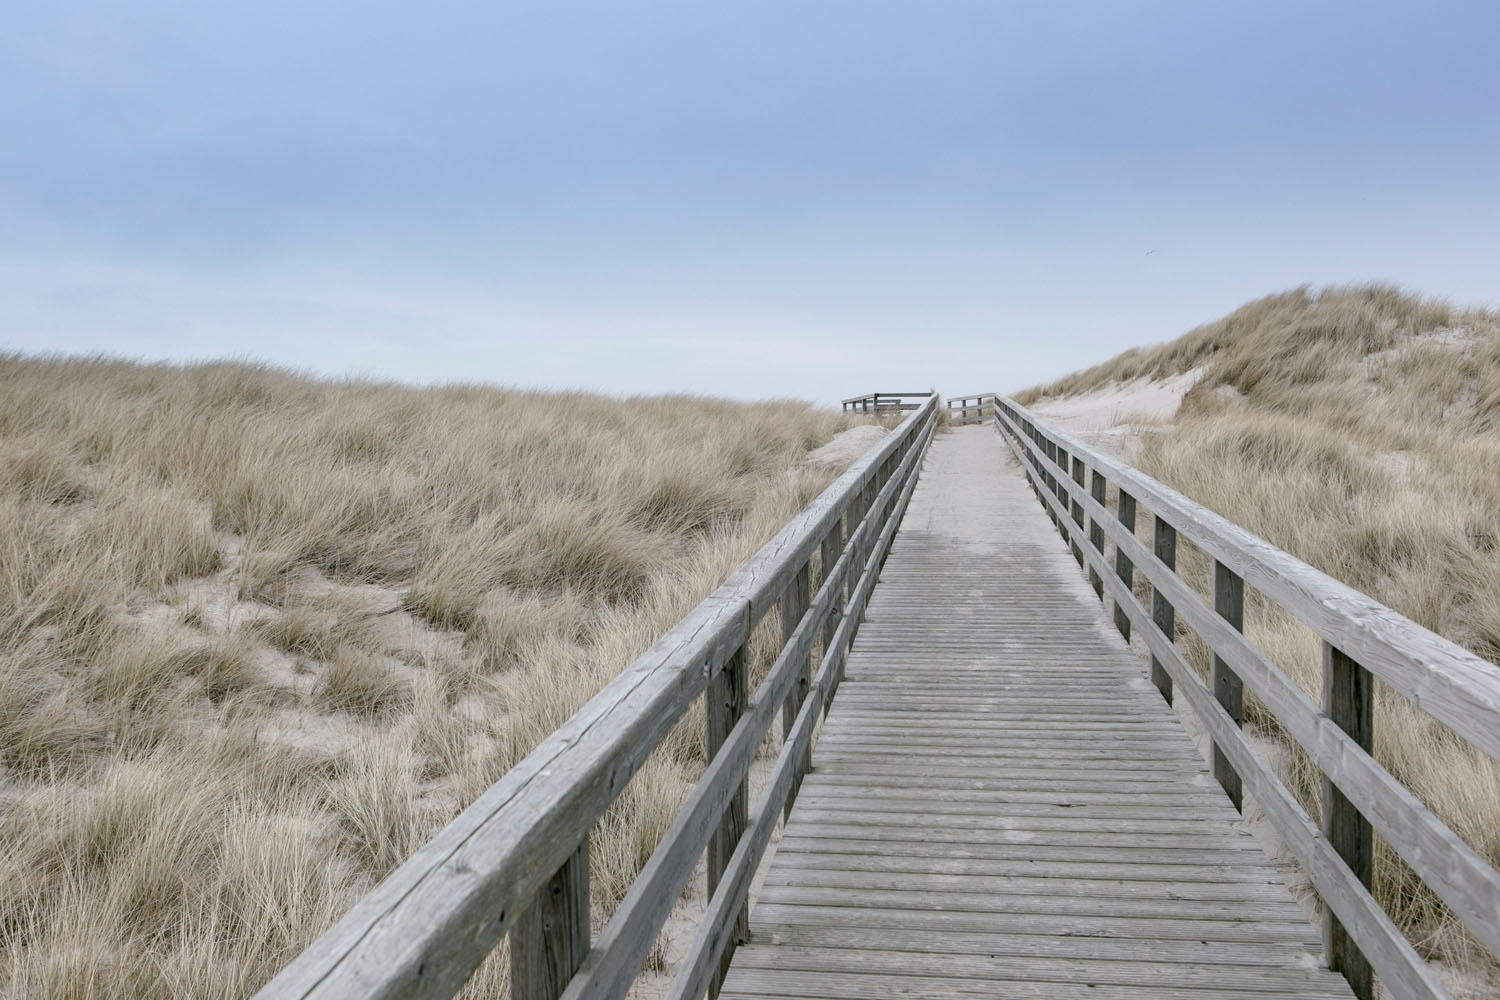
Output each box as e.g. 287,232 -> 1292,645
0,355 -> 870,997
1019,284 -> 1500,975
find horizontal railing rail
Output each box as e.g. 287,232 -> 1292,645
945,392 -> 995,426
983,394 -> 1500,1000
840,391 -> 933,413
256,396 -> 940,1000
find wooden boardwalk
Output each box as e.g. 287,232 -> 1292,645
720,427 -> 1355,999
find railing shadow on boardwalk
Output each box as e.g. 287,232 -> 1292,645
947,390 -> 1500,1000
254,395 -> 941,1000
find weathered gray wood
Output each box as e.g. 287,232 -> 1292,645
1322,642 -> 1374,1000
744,923 -> 1334,968
1068,450 -> 1086,566
994,439 -> 1449,999
1114,489 -> 1136,640
724,957 -> 1354,1000
999,409 -> 1500,961
512,845 -> 590,1000
779,562 -> 812,819
1088,469 -> 1106,597
725,427 -> 1349,1000
705,645 -> 748,999
997,396 -> 1500,768
819,522 -> 843,654
557,429 -> 944,1000
670,412 -> 934,1000
1151,514 -> 1176,703
1212,559 -> 1245,811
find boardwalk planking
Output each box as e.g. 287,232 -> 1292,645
719,426 -> 1353,1000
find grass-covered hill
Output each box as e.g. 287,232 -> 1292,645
0,356 -> 870,996
1019,284 -> 1500,979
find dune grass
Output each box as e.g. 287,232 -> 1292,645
0,355 -> 872,997
1018,284 -> 1500,975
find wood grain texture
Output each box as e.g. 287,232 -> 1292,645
1212,559 -> 1245,811
1323,642 -> 1375,1000
1114,488 -> 1135,640
512,845 -> 590,1000
720,427 -> 1352,1000
1151,514 -> 1176,703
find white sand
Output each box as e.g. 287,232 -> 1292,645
1025,368 -> 1203,461
805,424 -> 889,466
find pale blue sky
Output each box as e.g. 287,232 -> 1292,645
3,1 -> 1497,402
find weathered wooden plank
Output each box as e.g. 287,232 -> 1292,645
1114,488 -> 1136,640
1322,641 -> 1374,1000
784,795 -> 1233,822
770,834 -> 1281,867
754,884 -> 1309,924
666,408 -> 937,1000
1150,513 -> 1176,703
779,561 -> 812,819
729,945 -> 1351,994
704,644 -> 747,999
767,849 -> 1289,885
1212,559 -> 1245,810
747,923 -> 1329,968
762,866 -> 1300,902
720,968 -> 1347,1000
511,845 -> 589,1000
744,903 -> 1320,946
1088,468 -> 1106,597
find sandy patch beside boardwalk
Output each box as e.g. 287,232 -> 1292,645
805,424 -> 889,466
1024,367 -> 1202,461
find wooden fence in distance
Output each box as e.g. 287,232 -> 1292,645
946,393 -> 995,425
841,391 -> 932,413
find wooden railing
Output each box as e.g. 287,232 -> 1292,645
255,396 -> 940,1000
986,394 -> 1500,1000
840,391 -> 931,413
945,393 -> 995,425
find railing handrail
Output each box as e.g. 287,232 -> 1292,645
839,391 -> 933,405
258,396 -> 940,1000
840,391 -> 934,413
984,392 -> 1500,1000
944,393 -> 996,425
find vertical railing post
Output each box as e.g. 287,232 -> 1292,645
1322,642 -> 1375,999
1088,470 -> 1106,598
820,519 -> 843,652
1211,561 -> 1244,811
511,844 -> 590,1000
1054,444 -> 1071,547
1150,516 -> 1176,703
781,562 -> 812,818
1114,490 -> 1136,640
1068,454 -> 1086,569
705,645 -> 748,998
